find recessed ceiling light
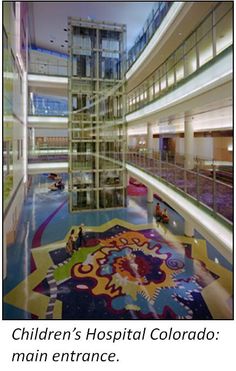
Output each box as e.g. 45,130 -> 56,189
65,40 -> 68,43
64,28 -> 67,31
50,40 -> 54,43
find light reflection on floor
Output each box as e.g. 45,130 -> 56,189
3,174 -> 232,319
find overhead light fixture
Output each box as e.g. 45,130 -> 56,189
227,144 -> 233,152
50,40 -> 54,43
64,28 -> 67,31
65,40 -> 68,43
61,45 -> 65,48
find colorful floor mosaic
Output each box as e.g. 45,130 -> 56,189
4,219 -> 232,320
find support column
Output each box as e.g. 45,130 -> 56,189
184,220 -> 194,237
184,116 -> 194,170
147,187 -> 153,203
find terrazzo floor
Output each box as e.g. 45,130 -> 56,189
3,174 -> 232,320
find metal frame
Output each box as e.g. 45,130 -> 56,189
68,17 -> 126,212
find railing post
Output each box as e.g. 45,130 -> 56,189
212,161 -> 217,212
160,156 -> 162,177
174,154 -> 176,186
184,155 -> 187,193
166,152 -> 169,181
184,169 -> 187,193
196,157 -> 200,201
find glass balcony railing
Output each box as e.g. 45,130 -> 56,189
127,2 -> 173,69
28,61 -> 68,76
126,150 -> 233,224
28,148 -> 68,163
26,146 -> 233,223
29,94 -> 68,116
127,2 -> 233,114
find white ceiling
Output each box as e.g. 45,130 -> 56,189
29,1 -> 155,53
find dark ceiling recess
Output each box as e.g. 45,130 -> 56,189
61,45 -> 64,47
50,40 -> 54,43
64,28 -> 67,31
65,40 -> 68,43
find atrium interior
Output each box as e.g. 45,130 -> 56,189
3,1 -> 233,320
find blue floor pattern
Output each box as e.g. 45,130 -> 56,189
3,174 -> 233,319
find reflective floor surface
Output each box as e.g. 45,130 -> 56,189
3,174 -> 232,319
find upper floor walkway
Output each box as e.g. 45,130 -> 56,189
126,2 -> 232,120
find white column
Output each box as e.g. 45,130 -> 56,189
184,116 -> 194,170
147,123 -> 153,156
147,187 -> 153,203
184,220 -> 194,237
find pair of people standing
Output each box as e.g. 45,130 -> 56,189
66,226 -> 86,255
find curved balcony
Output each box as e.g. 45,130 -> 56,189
127,1 -> 173,69
126,160 -> 232,262
126,151 -> 232,225
126,3 -> 232,116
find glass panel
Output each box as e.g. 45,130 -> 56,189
175,60 -> 184,82
72,190 -> 96,210
197,14 -> 212,41
186,171 -> 197,199
100,52 -> 121,80
184,32 -> 196,54
71,153 -> 95,170
167,54 -> 175,70
185,48 -> 197,76
198,175 -> 213,209
160,65 -> 167,92
99,171 -> 123,187
72,27 -> 96,49
149,77 -> 154,101
215,11 -> 232,55
215,182 -> 232,222
214,2 -> 232,24
175,45 -> 184,63
165,163 -> 175,183
198,32 -> 213,67
174,167 -> 185,191
99,188 -> 124,208
71,123 -> 95,140
154,80 -> 160,96
100,29 -> 120,51
72,172 -> 95,189
167,68 -> 175,88
30,94 -> 68,116
99,156 -> 121,169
